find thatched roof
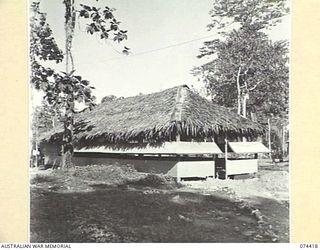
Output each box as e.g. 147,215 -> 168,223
41,85 -> 264,147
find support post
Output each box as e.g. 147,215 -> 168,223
176,134 -> 181,142
176,163 -> 181,183
213,154 -> 217,179
225,139 -> 228,179
176,133 -> 181,182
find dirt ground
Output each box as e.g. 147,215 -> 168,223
180,159 -> 289,242
30,160 -> 289,243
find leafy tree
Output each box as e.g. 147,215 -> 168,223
207,0 -> 289,33
193,0 -> 289,119
30,1 -> 129,168
194,28 -> 289,119
270,118 -> 289,158
32,100 -> 62,132
30,101 -> 62,168
101,95 -> 117,103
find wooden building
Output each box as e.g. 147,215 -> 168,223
40,85 -> 267,180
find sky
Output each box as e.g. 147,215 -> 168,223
31,0 -> 290,107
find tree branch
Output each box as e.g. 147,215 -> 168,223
248,78 -> 266,91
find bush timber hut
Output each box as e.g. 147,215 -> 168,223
40,85 -> 269,181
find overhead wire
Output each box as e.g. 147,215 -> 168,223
77,33 -> 216,64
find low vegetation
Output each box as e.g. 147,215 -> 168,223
30,164 -> 178,192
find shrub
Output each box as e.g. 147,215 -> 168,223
30,174 -> 56,184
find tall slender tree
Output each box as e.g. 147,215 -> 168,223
194,28 -> 289,118
193,0 -> 289,119
30,1 -> 129,168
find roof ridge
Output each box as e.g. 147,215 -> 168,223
170,85 -> 188,122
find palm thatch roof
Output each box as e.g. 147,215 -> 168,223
41,85 -> 264,147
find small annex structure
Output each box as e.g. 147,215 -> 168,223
40,85 -> 268,180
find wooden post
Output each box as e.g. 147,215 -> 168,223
213,154 -> 217,179
225,139 -> 228,179
176,133 -> 181,182
176,134 -> 181,142
176,163 -> 181,183
212,154 -> 214,179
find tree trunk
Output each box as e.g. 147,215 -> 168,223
242,93 -> 249,118
61,0 -> 76,169
236,66 -> 242,115
61,95 -> 74,169
224,138 -> 228,179
268,118 -> 272,158
282,125 -> 286,157
35,131 -> 38,168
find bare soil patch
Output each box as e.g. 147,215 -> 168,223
30,161 -> 289,243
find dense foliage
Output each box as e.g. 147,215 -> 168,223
193,0 -> 289,121
194,28 -> 289,120
30,0 -> 129,168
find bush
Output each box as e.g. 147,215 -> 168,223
72,164 -> 142,186
30,174 -> 56,184
128,173 -> 178,188
130,174 -> 165,187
